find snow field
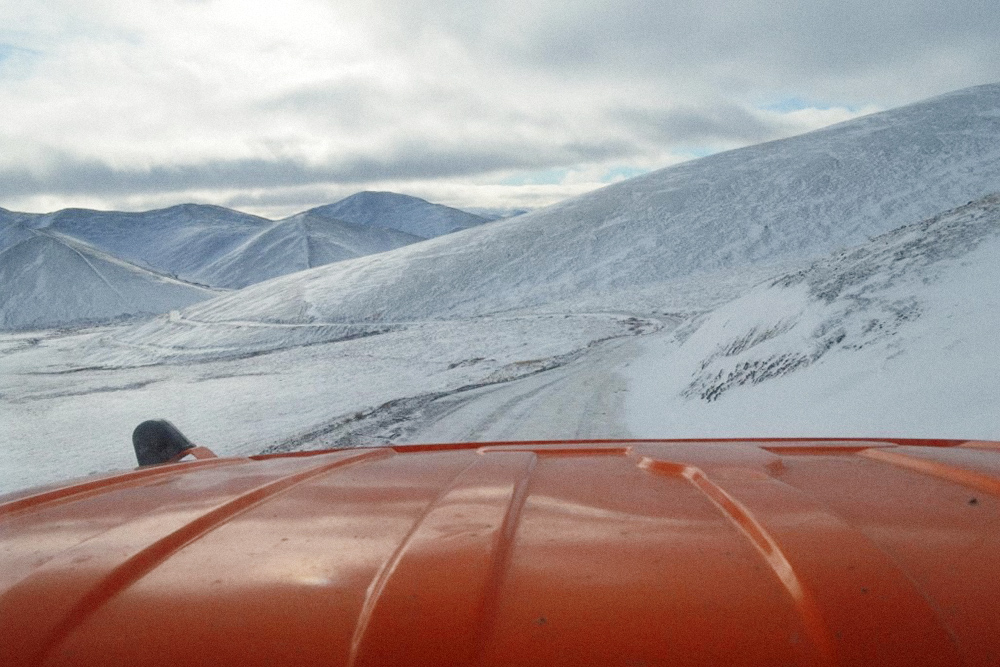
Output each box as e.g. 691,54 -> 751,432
0,313 -> 648,493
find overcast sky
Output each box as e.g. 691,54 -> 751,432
1,0 -> 998,218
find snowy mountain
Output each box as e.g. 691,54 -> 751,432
0,204 -> 271,329
628,193 -> 1000,438
0,231 -> 216,331
191,213 -> 424,289
7,193 -> 479,297
170,83 -> 1000,333
301,191 -> 490,238
0,207 -> 41,229
37,204 -> 274,283
0,195 -> 456,327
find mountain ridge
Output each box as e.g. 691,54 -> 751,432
0,191 -> 490,328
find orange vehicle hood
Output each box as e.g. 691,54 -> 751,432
2,438 -> 999,666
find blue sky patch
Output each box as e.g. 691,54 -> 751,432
0,43 -> 39,68
500,168 -> 571,186
762,96 -> 859,114
602,166 -> 650,182
679,147 -> 717,159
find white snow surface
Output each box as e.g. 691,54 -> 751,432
172,83 -> 1000,326
304,191 -> 490,238
628,194 -> 1000,440
462,207 -> 533,221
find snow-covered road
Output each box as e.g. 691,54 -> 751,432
397,337 -> 639,443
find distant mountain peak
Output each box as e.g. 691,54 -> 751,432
345,190 -> 424,201
299,190 -> 490,239
155,202 -> 237,214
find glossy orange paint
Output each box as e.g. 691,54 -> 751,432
2,438 -> 999,666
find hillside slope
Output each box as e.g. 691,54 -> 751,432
192,214 -> 424,289
0,232 -> 217,331
6,195 -> 1000,492
0,219 -> 35,254
175,83 -> 1000,330
628,193 -> 1000,438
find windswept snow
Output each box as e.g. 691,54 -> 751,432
628,193 -> 1000,439
303,191 -> 490,238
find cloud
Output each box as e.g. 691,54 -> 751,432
617,103 -> 791,147
0,0 -> 997,214
398,0 -> 1000,102
0,135 -> 635,199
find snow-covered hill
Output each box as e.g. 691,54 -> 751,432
37,204 -> 274,283
629,193 -> 1000,438
191,213 -> 424,289
0,231 -> 217,331
0,194 -> 467,328
301,191 -> 490,238
167,83 -> 1000,335
0,208 -> 41,229
33,195 -> 483,291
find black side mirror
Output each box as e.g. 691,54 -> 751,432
132,419 -> 196,466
